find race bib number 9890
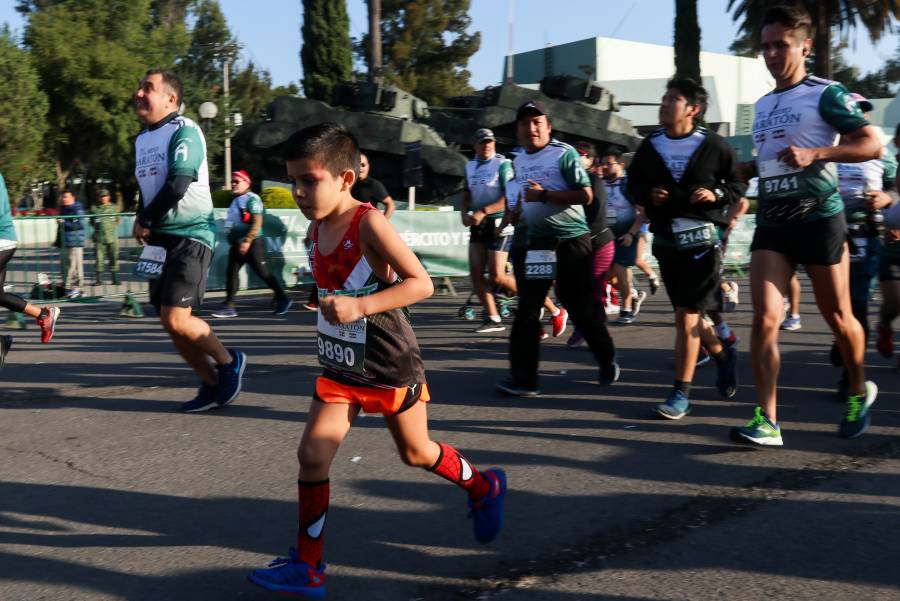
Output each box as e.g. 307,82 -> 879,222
316,312 -> 366,374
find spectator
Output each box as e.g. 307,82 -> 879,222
58,189 -> 86,298
90,189 -> 120,285
352,152 -> 395,219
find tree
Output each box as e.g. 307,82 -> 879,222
674,0 -> 701,82
358,0 -> 481,105
728,0 -> 900,79
300,0 -> 352,101
24,0 -> 168,195
0,26 -> 50,199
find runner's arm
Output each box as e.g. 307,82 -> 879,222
320,210 -> 433,324
135,174 -> 194,228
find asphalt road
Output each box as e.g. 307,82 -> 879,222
1,280 -> 899,601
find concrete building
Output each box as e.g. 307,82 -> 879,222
503,36 -> 774,136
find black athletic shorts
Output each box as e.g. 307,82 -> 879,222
148,234 -> 212,311
469,219 -> 512,252
653,242 -> 722,311
750,213 -> 847,266
880,253 -> 900,282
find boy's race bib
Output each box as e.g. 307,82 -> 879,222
317,312 -> 367,374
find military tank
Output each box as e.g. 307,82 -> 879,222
426,75 -> 643,156
241,81 -> 466,204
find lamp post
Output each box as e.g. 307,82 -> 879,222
198,101 -> 218,134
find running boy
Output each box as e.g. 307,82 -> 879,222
248,123 -> 507,599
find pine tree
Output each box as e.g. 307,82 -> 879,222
674,0 -> 701,82
301,0 -> 352,101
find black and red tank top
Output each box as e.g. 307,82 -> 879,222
311,203 -> 425,389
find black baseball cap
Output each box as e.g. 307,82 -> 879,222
474,128 -> 495,141
515,99 -> 548,121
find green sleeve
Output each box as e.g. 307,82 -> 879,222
167,125 -> 204,179
882,151 -> 897,191
818,83 -> 869,134
499,159 -> 514,185
559,147 -> 590,188
247,194 -> 264,215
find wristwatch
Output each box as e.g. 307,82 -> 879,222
539,189 -> 549,204
714,188 -> 724,200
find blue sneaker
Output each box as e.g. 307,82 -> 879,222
839,381 -> 878,439
215,349 -> 246,407
180,382 -> 217,413
469,468 -> 506,543
211,304 -> 238,318
657,390 -> 690,420
248,548 -> 326,599
273,297 -> 293,316
715,346 -> 738,399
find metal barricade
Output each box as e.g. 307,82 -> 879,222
6,213 -> 148,316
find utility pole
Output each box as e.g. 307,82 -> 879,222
223,55 -> 231,188
368,0 -> 382,84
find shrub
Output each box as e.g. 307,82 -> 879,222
212,188 -> 234,208
261,186 -> 297,209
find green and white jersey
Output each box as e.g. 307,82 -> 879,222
839,147 -> 898,211
512,140 -> 591,241
752,76 -> 869,226
135,115 -> 216,248
465,154 -> 513,214
0,172 -> 16,248
225,191 -> 264,244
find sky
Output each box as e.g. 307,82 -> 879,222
2,0 -> 896,93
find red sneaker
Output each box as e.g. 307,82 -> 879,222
550,308 -> 568,337
877,323 -> 893,358
37,307 -> 60,344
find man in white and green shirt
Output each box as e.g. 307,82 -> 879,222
461,128 -> 515,333
732,7 -> 883,447
133,69 -> 245,412
211,170 -> 291,319
496,100 -> 618,396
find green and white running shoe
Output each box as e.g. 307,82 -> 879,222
839,381 -> 877,439
730,407 -> 783,446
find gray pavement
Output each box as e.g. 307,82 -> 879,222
1,280 -> 899,601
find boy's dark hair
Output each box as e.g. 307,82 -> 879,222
282,122 -> 360,178
761,5 -> 812,41
575,140 -> 597,158
145,69 -> 183,105
666,77 -> 709,120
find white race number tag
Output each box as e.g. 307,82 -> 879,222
672,218 -> 716,251
317,312 -> 366,374
134,245 -> 166,279
524,249 -> 557,280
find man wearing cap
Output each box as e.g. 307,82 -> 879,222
212,170 -> 292,318
90,189 -> 120,285
496,100 -> 618,396
462,128 -> 516,333
351,152 -> 395,219
834,94 -> 897,393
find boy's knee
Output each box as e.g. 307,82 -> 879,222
398,445 -> 432,468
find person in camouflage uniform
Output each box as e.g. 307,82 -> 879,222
90,189 -> 120,285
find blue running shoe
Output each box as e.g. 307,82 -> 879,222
273,297 -> 293,316
181,382 -> 218,413
839,381 -> 877,439
469,468 -> 507,543
715,346 -> 738,399
215,349 -> 246,407
656,390 -> 690,420
248,548 -> 326,599
210,304 -> 238,318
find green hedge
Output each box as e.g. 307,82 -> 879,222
261,187 -> 297,209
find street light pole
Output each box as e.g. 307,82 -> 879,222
223,55 -> 231,188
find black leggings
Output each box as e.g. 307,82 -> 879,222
0,248 -> 27,313
225,238 -> 286,303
